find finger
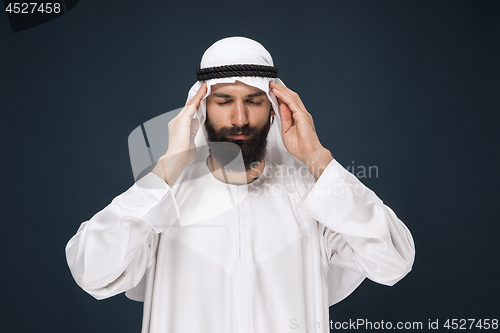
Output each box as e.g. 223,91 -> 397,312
271,87 -> 305,116
270,80 -> 291,95
188,81 -> 207,105
269,81 -> 287,94
269,80 -> 282,89
277,97 -> 293,133
190,118 -> 200,138
273,88 -> 314,129
183,82 -> 208,117
271,82 -> 306,111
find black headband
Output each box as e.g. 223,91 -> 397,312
196,64 -> 278,81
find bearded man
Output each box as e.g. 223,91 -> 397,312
66,37 -> 415,333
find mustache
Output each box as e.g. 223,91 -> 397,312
204,116 -> 271,172
213,124 -> 260,137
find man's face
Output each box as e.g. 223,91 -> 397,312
204,80 -> 275,172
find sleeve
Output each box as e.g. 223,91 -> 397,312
298,159 -> 415,286
65,172 -> 180,300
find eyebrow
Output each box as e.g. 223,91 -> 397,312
247,91 -> 266,98
212,91 -> 266,98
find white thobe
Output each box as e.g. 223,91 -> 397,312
65,158 -> 415,333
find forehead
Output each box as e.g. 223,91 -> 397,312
209,80 -> 266,96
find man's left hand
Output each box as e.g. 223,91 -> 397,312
270,81 -> 333,180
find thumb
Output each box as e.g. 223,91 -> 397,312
190,118 -> 200,141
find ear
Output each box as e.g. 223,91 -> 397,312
270,106 -> 276,117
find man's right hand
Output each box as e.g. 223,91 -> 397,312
151,82 -> 207,186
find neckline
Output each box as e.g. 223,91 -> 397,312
204,156 -> 269,187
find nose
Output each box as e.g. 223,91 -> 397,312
231,99 -> 249,128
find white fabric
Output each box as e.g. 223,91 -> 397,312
66,158 -> 414,333
187,37 -> 305,169
182,36 -> 399,310
65,37 -> 415,332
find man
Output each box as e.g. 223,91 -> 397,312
66,37 -> 415,333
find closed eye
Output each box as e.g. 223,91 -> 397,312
216,100 -> 262,106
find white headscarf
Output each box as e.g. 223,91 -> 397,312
186,36 -> 306,169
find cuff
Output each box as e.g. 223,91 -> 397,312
298,159 -> 348,227
134,172 -> 180,233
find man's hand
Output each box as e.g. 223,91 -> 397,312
269,81 -> 333,180
151,82 -> 207,186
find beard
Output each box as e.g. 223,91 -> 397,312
204,113 -> 271,172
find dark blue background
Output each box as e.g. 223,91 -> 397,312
1,1 -> 499,332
